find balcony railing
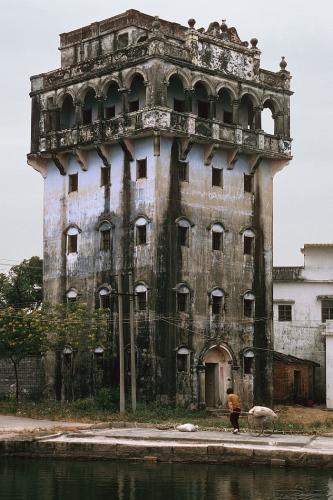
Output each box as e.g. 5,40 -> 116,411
40,108 -> 292,158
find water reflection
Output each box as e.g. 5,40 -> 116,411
0,458 -> 332,500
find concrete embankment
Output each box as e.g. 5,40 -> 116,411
2,426 -> 333,468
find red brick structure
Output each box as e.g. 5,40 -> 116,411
273,352 -> 319,404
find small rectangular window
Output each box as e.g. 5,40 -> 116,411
244,174 -> 253,193
117,33 -> 129,49
68,173 -> 78,193
177,293 -> 188,312
244,357 -> 253,375
212,167 -> 222,188
197,100 -> 209,119
177,353 -> 188,372
178,226 -> 189,247
100,294 -> 110,309
136,225 -> 147,245
223,110 -> 233,124
129,100 -> 139,112
244,299 -> 253,318
101,166 -> 110,187
174,99 -> 185,112
105,105 -> 115,119
179,162 -> 188,182
322,300 -> 333,322
100,230 -> 111,251
68,235 -> 77,253
137,292 -> 147,311
137,159 -> 147,179
278,304 -> 292,322
212,232 -> 222,251
82,108 -> 92,125
212,296 -> 222,315
244,236 -> 253,256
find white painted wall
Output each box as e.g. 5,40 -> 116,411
273,245 -> 333,402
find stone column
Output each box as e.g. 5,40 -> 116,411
144,80 -> 151,108
209,95 -> 217,120
96,95 -> 105,120
324,321 -> 333,408
198,364 -> 206,409
119,88 -> 129,114
74,99 -> 83,126
232,99 -> 240,125
185,89 -> 194,113
253,106 -> 262,130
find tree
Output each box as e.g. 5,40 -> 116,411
45,303 -> 110,400
0,257 -> 43,308
0,307 -> 48,400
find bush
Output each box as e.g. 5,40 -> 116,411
95,388 -> 119,410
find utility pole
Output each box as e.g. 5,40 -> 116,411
117,273 -> 125,414
129,272 -> 137,412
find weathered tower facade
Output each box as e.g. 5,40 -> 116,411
28,10 -> 292,408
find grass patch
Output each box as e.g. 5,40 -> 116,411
0,397 -> 332,435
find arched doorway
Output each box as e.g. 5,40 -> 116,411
203,345 -> 233,408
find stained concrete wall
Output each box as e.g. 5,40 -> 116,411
42,136 -> 279,407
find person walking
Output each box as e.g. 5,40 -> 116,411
227,387 -> 241,434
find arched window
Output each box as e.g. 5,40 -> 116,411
211,223 -> 224,251
216,88 -> 233,124
244,350 -> 255,375
104,81 -> 121,119
167,75 -> 186,112
176,284 -> 190,313
60,95 -> 75,130
176,218 -> 192,247
66,288 -> 78,303
99,221 -> 112,251
210,288 -> 224,316
137,34 -> 148,44
239,94 -> 254,129
135,283 -> 148,311
65,226 -> 80,254
99,287 -> 111,309
129,74 -> 146,112
262,100 -> 276,135
243,229 -> 255,256
177,347 -> 190,372
82,88 -> 98,124
193,82 -> 209,119
135,217 -> 148,245
243,292 -> 255,318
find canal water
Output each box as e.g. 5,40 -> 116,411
1,458 -> 333,499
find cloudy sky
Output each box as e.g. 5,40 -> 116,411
0,0 -> 331,271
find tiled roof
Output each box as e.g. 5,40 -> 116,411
273,267 -> 304,281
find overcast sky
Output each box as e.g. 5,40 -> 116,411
0,0 -> 332,271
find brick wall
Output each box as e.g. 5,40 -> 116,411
0,356 -> 44,399
273,360 -> 311,403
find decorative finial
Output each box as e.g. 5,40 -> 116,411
221,19 -> 228,32
250,38 -> 258,49
188,18 -> 196,29
152,16 -> 161,31
280,56 -> 287,70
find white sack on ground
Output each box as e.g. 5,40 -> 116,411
176,423 -> 199,432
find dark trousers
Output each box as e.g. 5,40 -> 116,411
230,409 -> 241,430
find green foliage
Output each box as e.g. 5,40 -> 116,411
95,388 -> 120,410
0,307 -> 48,362
0,257 -> 43,308
0,306 -> 48,400
44,302 -> 110,353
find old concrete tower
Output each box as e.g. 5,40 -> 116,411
28,10 -> 292,408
